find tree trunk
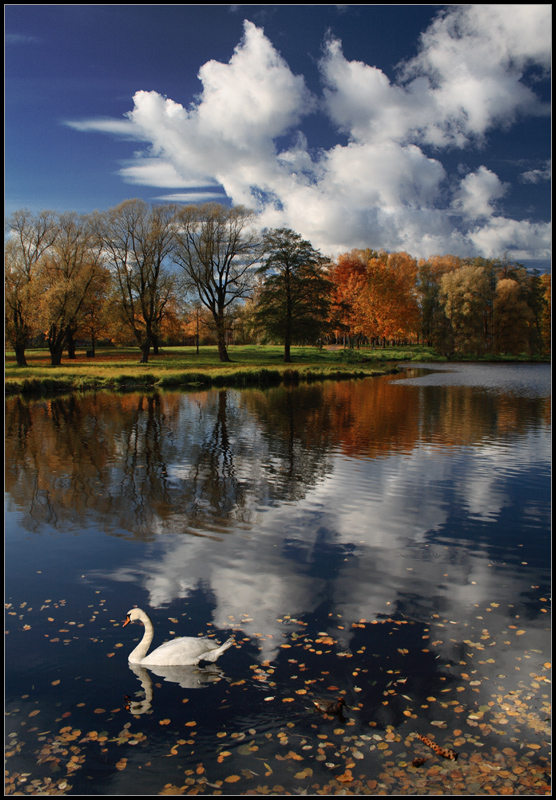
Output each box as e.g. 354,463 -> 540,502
67,330 -> 77,359
139,342 -> 150,363
283,338 -> 292,363
216,316 -> 231,362
14,342 -> 28,367
50,345 -> 64,366
48,325 -> 67,366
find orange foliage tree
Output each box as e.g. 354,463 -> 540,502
329,249 -> 420,345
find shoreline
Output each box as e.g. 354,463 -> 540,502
4,345 -> 549,398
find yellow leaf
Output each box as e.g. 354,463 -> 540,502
51,680 -> 60,686
28,709 -> 40,717
224,775 -> 241,783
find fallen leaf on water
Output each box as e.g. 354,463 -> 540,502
224,775 -> 241,783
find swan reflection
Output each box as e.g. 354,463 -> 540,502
126,662 -> 227,715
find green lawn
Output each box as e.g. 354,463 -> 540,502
4,343 -> 547,396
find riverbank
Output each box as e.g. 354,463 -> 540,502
4,344 -> 549,396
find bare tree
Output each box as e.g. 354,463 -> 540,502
94,199 -> 178,363
172,203 -> 262,362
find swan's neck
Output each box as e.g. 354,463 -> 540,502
129,611 -> 154,663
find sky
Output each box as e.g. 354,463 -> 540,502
5,4 -> 552,269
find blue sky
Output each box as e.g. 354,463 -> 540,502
5,4 -> 551,268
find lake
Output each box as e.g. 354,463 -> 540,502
5,363 -> 551,795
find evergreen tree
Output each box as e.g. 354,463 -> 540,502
255,229 -> 332,362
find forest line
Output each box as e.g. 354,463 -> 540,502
5,200 -> 551,367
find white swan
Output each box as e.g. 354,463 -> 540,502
123,608 -> 233,666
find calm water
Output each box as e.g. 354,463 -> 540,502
5,364 -> 551,795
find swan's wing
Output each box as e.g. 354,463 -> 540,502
141,636 -> 224,666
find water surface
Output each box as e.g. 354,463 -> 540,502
5,364 -> 551,795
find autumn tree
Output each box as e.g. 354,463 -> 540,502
172,203 -> 261,362
368,251 -> 419,344
5,209 -> 58,366
36,212 -> 104,366
328,250 -> 369,347
439,264 -> 492,356
416,255 -> 461,349
75,263 -> 113,355
254,228 -> 332,362
94,199 -> 178,363
493,278 -> 535,355
538,273 -> 551,355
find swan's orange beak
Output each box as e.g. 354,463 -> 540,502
123,615 -> 131,627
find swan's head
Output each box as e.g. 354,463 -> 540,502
123,607 -> 145,627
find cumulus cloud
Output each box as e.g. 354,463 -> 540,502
452,166 -> 509,221
67,7 -> 551,261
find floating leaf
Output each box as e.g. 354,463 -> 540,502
224,775 -> 241,783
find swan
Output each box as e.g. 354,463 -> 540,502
123,608 -> 233,666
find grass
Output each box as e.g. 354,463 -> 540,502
4,343 -> 549,396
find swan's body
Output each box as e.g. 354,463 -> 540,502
123,608 -> 233,666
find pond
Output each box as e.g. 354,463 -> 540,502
5,363 -> 551,796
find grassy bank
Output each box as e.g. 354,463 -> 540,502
4,344 -> 549,396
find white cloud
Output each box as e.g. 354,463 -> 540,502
452,166 -> 509,221
119,158 -> 220,188
68,7 -> 551,261
520,160 -> 552,184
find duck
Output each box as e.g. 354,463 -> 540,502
312,696 -> 347,717
123,607 -> 233,666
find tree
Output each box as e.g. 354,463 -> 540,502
36,212 -> 104,366
5,209 -> 58,366
94,199 -> 178,363
328,250 -> 369,347
75,264 -> 113,355
172,203 -> 261,362
365,251 -> 420,344
493,278 -> 535,355
539,273 -> 551,355
254,228 -> 332,362
439,264 -> 492,356
416,255 -> 461,349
